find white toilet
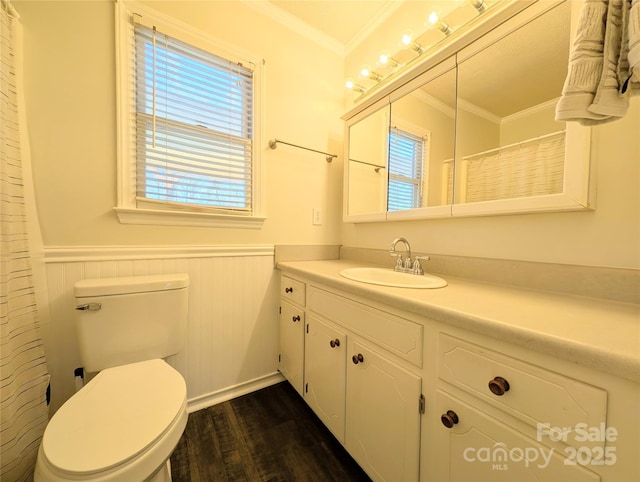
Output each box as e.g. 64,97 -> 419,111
35,273 -> 190,482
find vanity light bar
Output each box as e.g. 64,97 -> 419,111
345,0 -> 493,97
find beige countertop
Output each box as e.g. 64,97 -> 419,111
277,259 -> 640,383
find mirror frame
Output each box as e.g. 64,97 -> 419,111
343,0 -> 594,223
451,0 -> 593,217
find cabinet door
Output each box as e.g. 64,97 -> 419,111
279,301 -> 305,395
304,315 -> 347,443
346,339 -> 422,482
433,390 -> 600,482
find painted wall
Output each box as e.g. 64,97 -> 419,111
15,0 -> 345,247
13,0 -> 640,416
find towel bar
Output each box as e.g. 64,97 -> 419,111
268,138 -> 336,162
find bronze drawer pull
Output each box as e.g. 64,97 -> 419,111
488,376 -> 510,396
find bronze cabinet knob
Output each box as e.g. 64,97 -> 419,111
329,339 -> 341,348
285,287 -> 293,293
292,315 -> 301,322
441,410 -> 459,428
351,353 -> 364,364
488,376 -> 510,396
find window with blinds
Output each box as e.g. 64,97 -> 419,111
133,24 -> 254,214
387,127 -> 425,211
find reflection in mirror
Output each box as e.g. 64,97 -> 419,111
389,68 -> 456,211
454,1 -> 570,204
347,105 -> 389,217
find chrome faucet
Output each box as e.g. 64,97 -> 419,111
389,237 -> 412,272
389,238 -> 431,275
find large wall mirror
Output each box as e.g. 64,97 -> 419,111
345,102 -> 389,221
387,59 -> 456,221
343,0 -> 593,222
452,0 -> 591,216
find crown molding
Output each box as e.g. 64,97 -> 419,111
345,1 -> 407,56
502,98 -> 559,123
244,0 -> 345,56
457,98 -> 502,124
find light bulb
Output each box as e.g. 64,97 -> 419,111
360,64 -> 382,82
345,78 -> 365,93
401,30 -> 414,47
469,0 -> 486,13
400,29 -> 424,54
378,51 -> 399,68
427,10 -> 452,35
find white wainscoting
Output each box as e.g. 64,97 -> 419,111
42,245 -> 282,415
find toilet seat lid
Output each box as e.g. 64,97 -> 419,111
42,359 -> 186,475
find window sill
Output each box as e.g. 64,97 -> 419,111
114,207 -> 266,229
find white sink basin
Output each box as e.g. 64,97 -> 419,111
339,267 -> 447,289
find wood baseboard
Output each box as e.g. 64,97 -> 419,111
186,372 -> 285,413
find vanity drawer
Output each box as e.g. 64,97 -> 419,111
308,286 -> 423,367
438,333 -> 608,449
281,275 -> 306,307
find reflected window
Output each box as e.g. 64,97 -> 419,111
388,127 -> 426,211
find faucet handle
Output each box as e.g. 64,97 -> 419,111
390,253 -> 404,271
412,256 -> 431,275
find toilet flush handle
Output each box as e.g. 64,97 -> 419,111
75,303 -> 102,311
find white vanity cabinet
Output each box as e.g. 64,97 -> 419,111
430,333 -> 619,482
433,390 -> 600,481
278,275 -> 306,395
345,337 -> 422,482
304,314 -> 347,442
303,311 -> 423,481
278,267 -> 640,482
279,272 -> 424,482
306,285 -> 423,482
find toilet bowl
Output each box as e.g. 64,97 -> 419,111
35,359 -> 187,481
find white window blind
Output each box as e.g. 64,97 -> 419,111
133,23 -> 254,213
388,127 -> 425,211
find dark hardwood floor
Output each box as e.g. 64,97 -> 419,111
170,381 -> 372,482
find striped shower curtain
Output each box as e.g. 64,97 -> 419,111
1,0 -> 51,480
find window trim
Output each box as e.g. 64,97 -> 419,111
115,0 -> 265,228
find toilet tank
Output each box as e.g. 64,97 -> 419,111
74,274 -> 189,372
